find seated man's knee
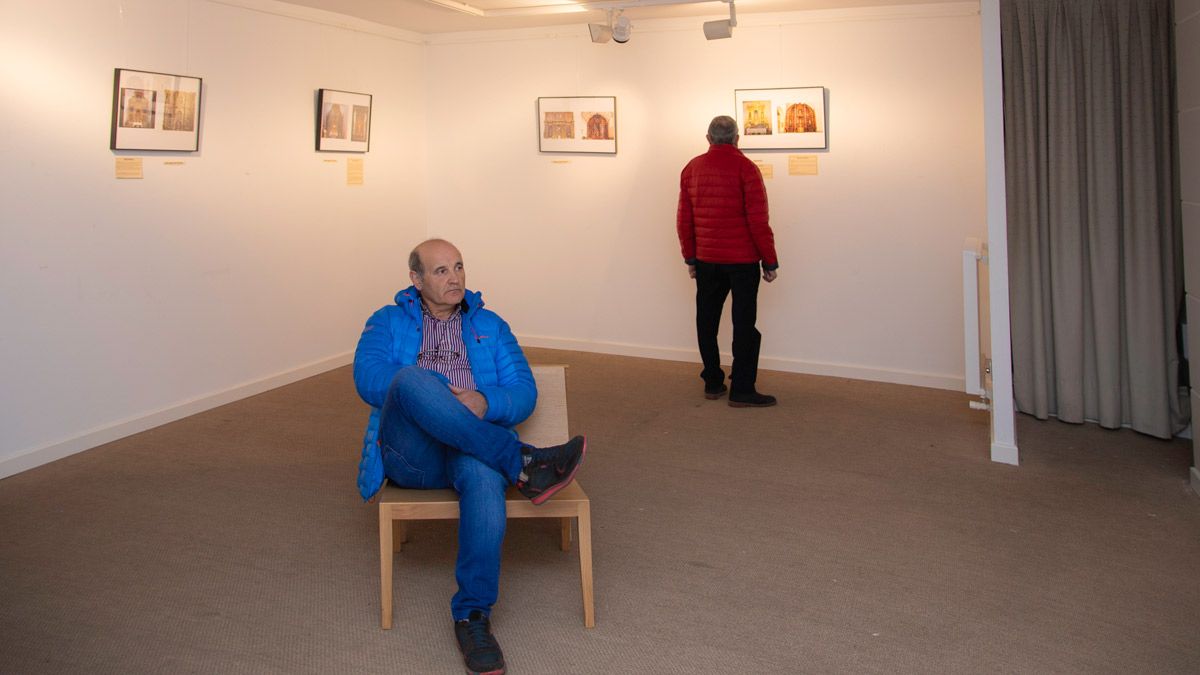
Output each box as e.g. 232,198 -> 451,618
387,365 -> 440,403
452,455 -> 507,495
390,364 -> 429,389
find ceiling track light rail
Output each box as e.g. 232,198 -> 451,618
419,0 -> 737,42
586,0 -> 733,44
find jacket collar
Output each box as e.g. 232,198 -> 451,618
394,285 -> 483,318
708,143 -> 742,156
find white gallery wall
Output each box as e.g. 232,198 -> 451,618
425,3 -> 986,391
0,0 -> 987,478
0,0 -> 428,477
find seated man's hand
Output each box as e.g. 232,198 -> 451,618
450,385 -> 488,419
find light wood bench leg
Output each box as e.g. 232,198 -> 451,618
380,510 -> 394,630
578,504 -> 595,628
393,521 -> 407,552
560,517 -> 572,552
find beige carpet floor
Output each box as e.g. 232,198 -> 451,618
2,347 -> 1198,674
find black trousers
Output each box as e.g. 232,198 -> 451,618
694,261 -> 762,394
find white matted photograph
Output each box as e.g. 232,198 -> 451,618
110,68 -> 203,152
317,89 -> 372,152
536,96 -> 617,154
734,87 -> 827,150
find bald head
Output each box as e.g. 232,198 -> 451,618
409,238 -> 458,277
408,239 -> 466,319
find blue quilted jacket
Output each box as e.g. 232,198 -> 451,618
352,286 -> 537,501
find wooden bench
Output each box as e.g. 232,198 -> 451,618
378,365 -> 594,629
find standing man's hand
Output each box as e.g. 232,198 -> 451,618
450,386 -> 488,419
763,269 -> 778,283
688,264 -> 696,279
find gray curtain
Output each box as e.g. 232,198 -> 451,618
1001,0 -> 1188,439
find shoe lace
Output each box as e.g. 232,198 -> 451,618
462,619 -> 500,655
526,447 -> 556,467
529,437 -> 578,467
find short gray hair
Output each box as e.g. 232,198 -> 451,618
408,247 -> 424,276
408,238 -> 454,276
707,116 -> 738,145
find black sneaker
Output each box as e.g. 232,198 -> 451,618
516,436 -> 586,505
728,391 -> 777,408
454,610 -> 506,675
704,383 -> 728,400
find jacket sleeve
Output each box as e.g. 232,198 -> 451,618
477,318 -> 537,428
743,161 -> 778,269
356,407 -> 384,502
676,165 -> 698,264
353,307 -> 404,409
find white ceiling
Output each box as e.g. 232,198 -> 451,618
277,0 -> 965,35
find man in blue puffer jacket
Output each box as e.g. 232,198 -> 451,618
353,238 -> 586,675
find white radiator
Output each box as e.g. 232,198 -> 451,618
962,238 -> 991,404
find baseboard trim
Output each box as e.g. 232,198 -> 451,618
0,351 -> 354,481
991,441 -> 1019,466
519,335 -> 965,391
1,339 -> 974,481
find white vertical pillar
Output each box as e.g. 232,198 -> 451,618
1174,0 -> 1200,494
981,0 -> 1019,464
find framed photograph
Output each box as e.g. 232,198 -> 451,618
110,68 -> 203,151
317,89 -> 372,152
537,96 -> 617,154
734,87 -> 827,150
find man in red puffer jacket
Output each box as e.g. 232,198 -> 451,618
677,115 -> 780,407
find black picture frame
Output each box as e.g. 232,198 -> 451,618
734,86 -> 828,151
110,68 -> 203,152
317,88 -> 372,152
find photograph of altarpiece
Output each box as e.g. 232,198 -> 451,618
537,97 -> 617,154
110,68 -> 203,151
317,89 -> 371,152
734,87 -> 827,150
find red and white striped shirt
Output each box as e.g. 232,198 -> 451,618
416,302 -> 476,390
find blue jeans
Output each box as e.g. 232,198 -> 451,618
378,366 -> 525,620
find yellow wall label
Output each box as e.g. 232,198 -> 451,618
115,157 -> 143,179
789,155 -> 818,176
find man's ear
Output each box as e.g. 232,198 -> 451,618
409,270 -> 422,290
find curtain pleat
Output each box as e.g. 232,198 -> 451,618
1001,0 -> 1187,438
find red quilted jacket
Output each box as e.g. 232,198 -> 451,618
676,144 -> 778,269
